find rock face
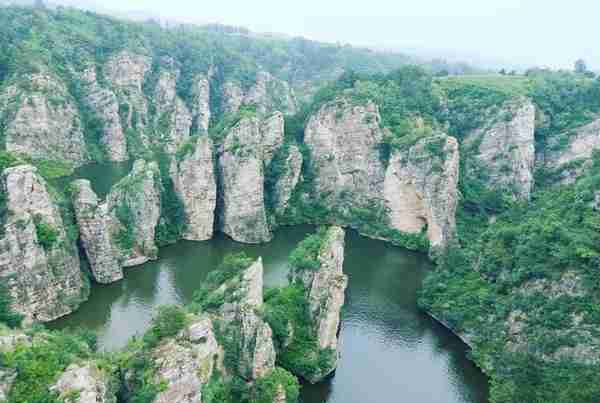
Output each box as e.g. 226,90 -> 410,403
291,227 -> 348,379
272,145 -> 303,216
220,71 -> 297,116
105,51 -> 151,143
169,136 -> 217,241
152,60 -> 193,154
214,258 -> 277,380
79,67 -> 128,161
0,73 -> 87,167
304,98 -> 386,214
0,166 -> 85,322
107,160 -> 161,266
51,363 -> 117,403
540,118 -> 600,183
191,73 -> 212,135
463,97 -> 535,200
217,118 -> 272,243
71,180 -> 123,284
384,135 -> 459,250
72,160 -> 161,283
151,316 -> 224,403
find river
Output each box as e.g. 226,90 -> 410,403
49,165 -> 489,403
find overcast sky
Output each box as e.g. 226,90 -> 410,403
61,0 -> 599,70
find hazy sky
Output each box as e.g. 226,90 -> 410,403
63,0 -> 599,70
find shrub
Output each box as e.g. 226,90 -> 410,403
288,227 -> 327,271
143,305 -> 188,348
34,218 -> 58,250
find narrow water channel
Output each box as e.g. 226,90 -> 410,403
50,225 -> 489,403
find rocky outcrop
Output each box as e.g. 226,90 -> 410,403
72,160 -> 161,283
220,71 -> 297,116
272,145 -> 303,216
540,118 -> 600,183
291,226 -> 347,380
384,135 -> 459,250
79,67 -> 128,161
260,112 -> 285,166
152,59 -> 193,154
213,258 -> 277,380
0,73 -> 87,167
51,363 -> 117,403
303,98 -> 386,215
71,180 -> 123,284
217,117 -> 272,243
0,166 -> 86,322
169,136 -> 217,241
191,73 -> 212,135
150,316 -> 224,403
105,51 -> 151,141
463,97 -> 535,200
107,160 -> 161,266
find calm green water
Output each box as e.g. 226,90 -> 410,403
50,226 -> 489,403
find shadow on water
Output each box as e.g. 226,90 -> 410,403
50,225 -> 489,403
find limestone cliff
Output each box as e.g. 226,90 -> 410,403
190,73 -> 212,135
463,97 -> 535,200
105,51 -> 151,146
0,166 -> 86,322
220,71 -> 297,116
212,258 -> 277,380
71,179 -> 123,284
149,316 -> 224,403
169,136 -> 217,241
72,160 -> 161,283
540,118 -> 600,183
384,135 -> 459,250
79,66 -> 128,161
303,98 -> 386,215
0,73 -> 87,167
217,117 -> 272,243
290,226 -> 348,381
152,58 -> 193,154
51,362 -> 117,403
271,144 -> 303,216
107,160 -> 161,266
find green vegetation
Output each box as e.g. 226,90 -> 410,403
34,217 -> 58,250
0,284 -> 23,328
114,200 -> 135,250
142,305 -> 188,348
288,226 -> 327,270
1,328 -> 99,403
253,367 -> 300,403
263,284 -> 335,381
419,148 -> 600,402
192,252 -> 254,312
154,151 -> 187,246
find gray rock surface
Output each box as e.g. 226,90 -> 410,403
0,73 -> 87,167
384,135 -> 459,250
291,227 -> 347,381
79,67 -> 128,161
463,97 -> 535,200
303,98 -> 386,215
272,145 -> 303,216
72,160 -> 161,283
151,316 -> 224,403
541,118 -> 600,183
217,118 -> 271,243
51,363 -> 117,403
71,179 -> 123,284
0,165 -> 85,322
214,258 -> 277,380
169,136 -> 217,241
105,51 -> 151,145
